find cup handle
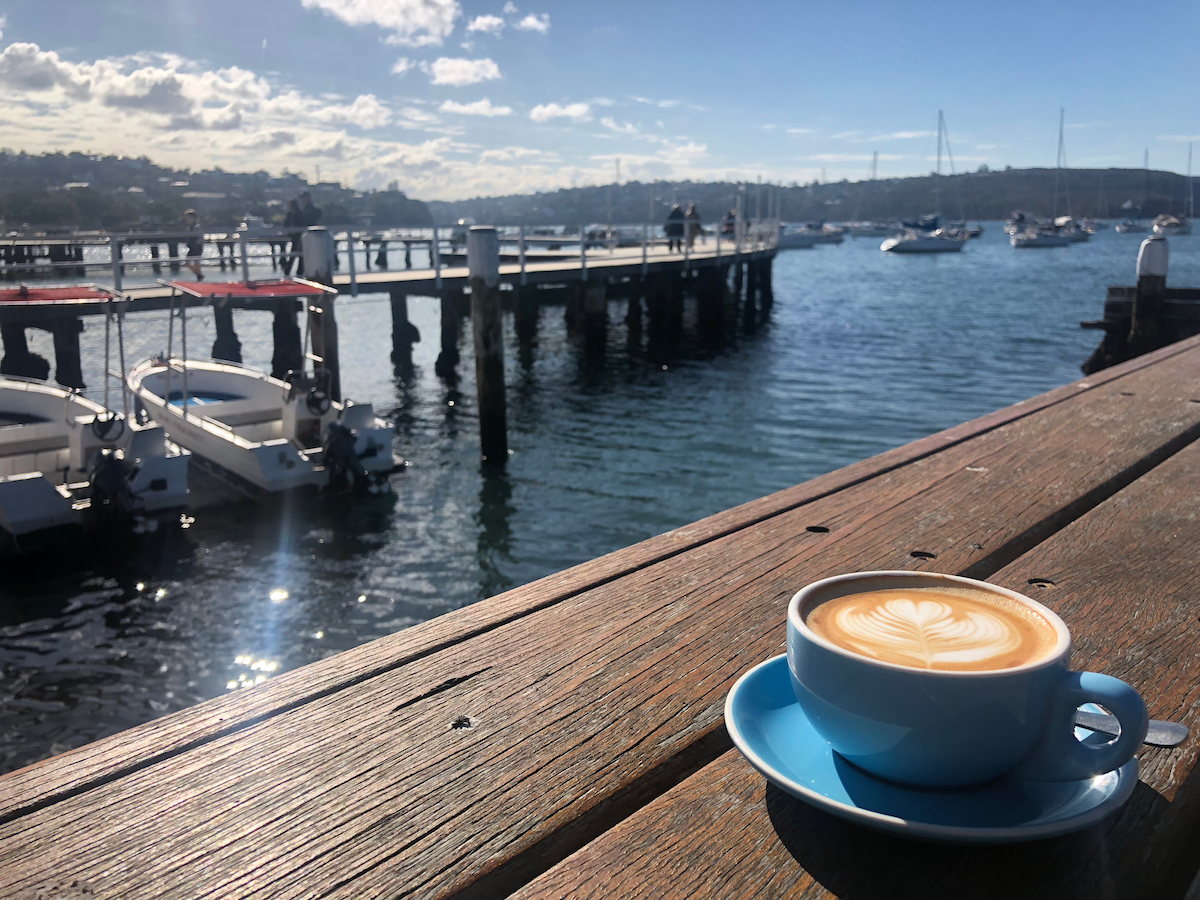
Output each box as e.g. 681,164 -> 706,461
1016,671 -> 1149,782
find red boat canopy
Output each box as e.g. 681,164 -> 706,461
0,285 -> 114,305
165,278 -> 336,300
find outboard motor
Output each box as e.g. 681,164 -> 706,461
88,448 -> 136,525
323,422 -> 368,493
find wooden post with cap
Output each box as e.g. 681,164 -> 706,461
468,226 -> 507,465
301,227 -> 341,401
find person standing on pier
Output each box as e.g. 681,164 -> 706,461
291,190 -> 322,276
183,209 -> 204,280
685,203 -> 702,250
665,204 -> 684,252
280,199 -> 300,275
722,209 -> 736,237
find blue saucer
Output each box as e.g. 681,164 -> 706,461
725,655 -> 1138,843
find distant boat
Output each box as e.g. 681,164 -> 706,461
846,222 -> 897,238
1116,219 -> 1147,234
776,225 -> 820,249
796,223 -> 845,244
1011,227 -> 1071,248
882,228 -> 966,253
1152,214 -> 1192,236
1054,216 -> 1090,242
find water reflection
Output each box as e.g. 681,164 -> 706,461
476,465 -> 516,599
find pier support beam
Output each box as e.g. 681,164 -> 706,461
211,303 -> 243,364
0,324 -> 50,380
468,227 -> 507,465
271,301 -> 303,380
733,261 -> 744,296
390,290 -> 420,369
167,241 -> 181,274
581,282 -> 607,354
150,244 -> 162,275
515,285 -> 539,370
759,257 -> 774,314
51,318 -> 85,389
302,228 -> 342,401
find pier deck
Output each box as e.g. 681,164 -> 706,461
5,336 -> 1200,899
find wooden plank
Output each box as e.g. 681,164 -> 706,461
3,344 -> 1200,899
2,335 -> 1195,827
510,435 -> 1200,900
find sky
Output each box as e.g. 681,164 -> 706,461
0,0 -> 1196,201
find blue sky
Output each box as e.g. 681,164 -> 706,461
0,0 -> 1196,199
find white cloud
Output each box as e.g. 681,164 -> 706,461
514,13 -> 550,32
786,127 -> 813,134
391,57 -> 414,76
314,94 -> 392,129
300,0 -> 460,46
600,117 -> 637,135
467,15 -> 505,34
440,97 -> 511,116
429,57 -> 500,86
530,102 -> 590,123
1158,133 -> 1200,142
502,2 -> 518,12
0,15 -> 6,41
631,96 -> 679,109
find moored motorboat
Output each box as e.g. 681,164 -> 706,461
0,376 -> 188,551
1115,219 -> 1147,234
127,279 -> 399,497
881,229 -> 966,253
129,358 -> 398,495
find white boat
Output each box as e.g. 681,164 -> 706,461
129,358 -> 397,496
0,377 -> 188,550
1054,216 -> 1090,242
797,224 -> 845,244
1115,219 -> 1147,234
1152,214 -> 1193,236
776,225 -> 820,249
1011,228 -> 1071,248
881,229 -> 966,253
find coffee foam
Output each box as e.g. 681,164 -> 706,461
804,586 -> 1059,672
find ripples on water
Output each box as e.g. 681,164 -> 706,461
1,227 -> 1196,771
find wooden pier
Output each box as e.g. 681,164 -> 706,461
3,335 -> 1200,899
0,224 -> 778,463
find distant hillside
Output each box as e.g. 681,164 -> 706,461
0,151 -> 432,231
428,168 -> 1197,226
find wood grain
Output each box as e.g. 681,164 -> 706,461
2,339 -> 1200,900
512,434 -> 1200,900
3,334 -> 1196,827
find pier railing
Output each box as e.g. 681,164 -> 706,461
1,216 -> 779,295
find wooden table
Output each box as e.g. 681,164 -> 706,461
5,336 -> 1200,900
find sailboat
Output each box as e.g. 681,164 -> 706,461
1153,143 -> 1193,236
1118,152 -> 1151,233
882,112 -> 967,254
1012,110 -> 1077,248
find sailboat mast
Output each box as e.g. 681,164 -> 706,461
871,150 -> 878,181
934,110 -> 942,219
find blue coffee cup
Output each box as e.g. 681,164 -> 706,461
787,571 -> 1148,789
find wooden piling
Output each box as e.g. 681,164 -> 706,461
733,261 -> 744,296
1128,237 -> 1168,357
0,324 -> 50,380
211,303 -> 243,364
150,244 -> 161,275
435,294 -> 461,379
167,241 -> 180,273
302,228 -> 342,401
51,318 -> 85,389
582,282 -> 607,353
759,258 -> 774,313
390,290 -> 420,366
468,227 -> 507,465
515,284 -> 539,347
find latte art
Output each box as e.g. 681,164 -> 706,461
805,587 -> 1059,671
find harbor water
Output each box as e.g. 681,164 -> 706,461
2,226 -> 1196,773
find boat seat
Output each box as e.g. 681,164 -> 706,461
0,420 -> 70,457
211,408 -> 285,428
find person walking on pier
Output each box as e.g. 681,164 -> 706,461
685,203 -> 702,250
182,209 -> 204,280
291,190 -> 322,276
665,204 -> 685,252
721,209 -> 736,237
